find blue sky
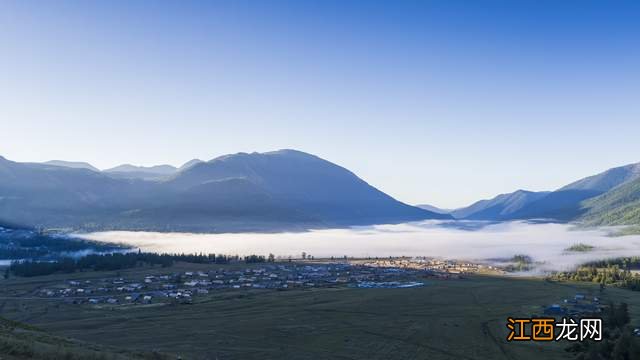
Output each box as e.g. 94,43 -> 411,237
1,0 -> 639,208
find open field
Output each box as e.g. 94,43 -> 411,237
1,263 -> 639,360
0,316 -> 172,360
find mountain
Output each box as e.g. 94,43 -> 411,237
506,189 -> 601,221
0,155 -> 156,229
179,159 -> 204,170
452,190 -> 550,220
105,164 -> 178,174
449,162 -> 640,222
416,204 -> 452,214
43,160 -> 99,172
162,150 -> 450,227
579,177 -> 640,227
508,162 -> 640,221
0,150 -> 447,232
104,164 -> 178,180
560,163 -> 640,192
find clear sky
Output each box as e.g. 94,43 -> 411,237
1,0 -> 639,208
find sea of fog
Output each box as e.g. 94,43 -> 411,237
77,221 -> 640,274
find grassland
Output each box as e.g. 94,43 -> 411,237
1,263 -> 639,360
0,315 -> 172,360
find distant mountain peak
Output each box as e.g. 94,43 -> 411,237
560,162 -> 640,192
105,164 -> 177,174
43,160 -> 99,172
264,149 -> 316,156
207,149 -> 318,163
179,159 -> 203,171
102,163 -> 178,180
513,189 -> 532,194
452,189 -> 550,220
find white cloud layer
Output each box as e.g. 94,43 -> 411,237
78,221 -> 640,273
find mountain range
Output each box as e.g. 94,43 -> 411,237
449,190 -> 550,220
0,150 -> 448,232
3,150 -> 640,232
43,160 -> 100,172
448,162 -> 640,227
45,159 -> 206,181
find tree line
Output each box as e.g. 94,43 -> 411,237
549,257 -> 640,292
566,302 -> 640,359
0,232 -> 123,260
7,251 -> 274,277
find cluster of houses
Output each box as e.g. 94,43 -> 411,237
362,258 -> 493,276
543,293 -> 603,317
36,262 -> 435,306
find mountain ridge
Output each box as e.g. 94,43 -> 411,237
505,162 -> 640,221
43,160 -> 100,172
452,190 -> 550,220
0,149 -> 448,232
104,164 -> 178,174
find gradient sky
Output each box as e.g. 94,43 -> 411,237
1,0 -> 639,208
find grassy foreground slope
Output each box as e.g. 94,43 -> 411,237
580,177 -> 640,227
0,316 -> 172,360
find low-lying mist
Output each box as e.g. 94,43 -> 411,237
77,221 -> 640,274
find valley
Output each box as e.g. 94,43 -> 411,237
2,260 -> 639,360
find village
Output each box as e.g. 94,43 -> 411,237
33,258 -> 488,306
361,257 -> 501,275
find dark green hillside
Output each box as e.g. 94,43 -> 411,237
580,177 -> 640,227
